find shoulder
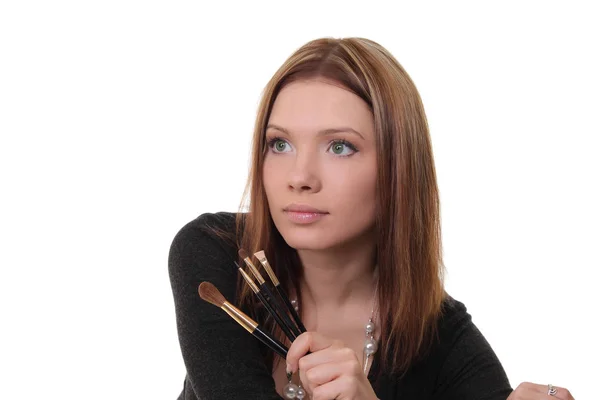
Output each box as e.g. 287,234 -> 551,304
426,294 -> 512,398
438,294 -> 472,335
404,294 -> 495,374
432,294 -> 481,356
168,212 -> 244,278
376,296 -> 511,398
173,211 -> 239,240
170,211 -> 241,252
168,212 -> 245,303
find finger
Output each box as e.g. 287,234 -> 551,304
548,385 -> 574,400
298,346 -> 359,374
513,382 -> 572,400
508,383 -> 542,400
310,375 -> 356,400
533,383 -> 572,400
304,359 -> 361,390
298,348 -> 358,395
286,332 -> 342,373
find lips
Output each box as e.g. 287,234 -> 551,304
283,205 -> 328,224
283,204 -> 328,214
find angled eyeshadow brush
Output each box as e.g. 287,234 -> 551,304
239,249 -> 302,338
254,250 -> 307,333
234,261 -> 296,342
198,281 -> 288,359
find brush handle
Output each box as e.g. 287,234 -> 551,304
260,283 -> 303,338
253,326 -> 288,359
275,284 -> 307,333
256,290 -> 297,342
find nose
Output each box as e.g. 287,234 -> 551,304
287,152 -> 321,193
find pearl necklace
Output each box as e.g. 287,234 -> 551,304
283,288 -> 378,399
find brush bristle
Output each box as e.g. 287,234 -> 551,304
198,281 -> 226,308
238,248 -> 249,260
253,249 -> 278,286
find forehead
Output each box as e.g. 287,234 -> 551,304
268,79 -> 373,136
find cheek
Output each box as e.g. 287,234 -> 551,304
262,160 -> 283,200
328,163 -> 377,199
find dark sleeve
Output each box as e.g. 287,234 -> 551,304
432,298 -> 513,400
168,213 -> 283,400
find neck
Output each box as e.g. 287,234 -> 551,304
295,237 -> 377,310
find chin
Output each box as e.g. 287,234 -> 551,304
284,237 -> 332,251
282,236 -> 334,251
271,212 -> 375,252
276,224 -> 337,251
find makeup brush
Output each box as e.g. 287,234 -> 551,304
235,261 -> 297,342
254,250 -> 307,333
198,281 -> 288,359
239,249 -> 302,338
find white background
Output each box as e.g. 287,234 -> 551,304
1,1 -> 598,399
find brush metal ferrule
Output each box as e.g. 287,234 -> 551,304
221,302 -> 258,334
256,255 -> 280,286
238,268 -> 260,293
242,257 -> 266,284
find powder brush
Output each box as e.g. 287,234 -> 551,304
198,281 -> 288,359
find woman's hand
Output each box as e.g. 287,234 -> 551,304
507,382 -> 574,400
286,332 -> 379,400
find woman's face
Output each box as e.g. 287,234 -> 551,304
263,79 -> 377,251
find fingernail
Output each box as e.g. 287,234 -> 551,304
286,363 -> 292,374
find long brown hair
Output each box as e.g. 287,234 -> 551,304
234,37 -> 446,377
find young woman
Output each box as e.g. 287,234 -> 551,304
168,37 -> 574,400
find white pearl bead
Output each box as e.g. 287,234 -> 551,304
364,338 -> 378,355
365,321 -> 375,333
296,386 -> 306,399
284,383 -> 298,399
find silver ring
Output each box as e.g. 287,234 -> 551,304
548,384 -> 557,396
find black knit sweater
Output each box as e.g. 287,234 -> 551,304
168,212 -> 513,400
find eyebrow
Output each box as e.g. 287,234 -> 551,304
266,123 -> 365,140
